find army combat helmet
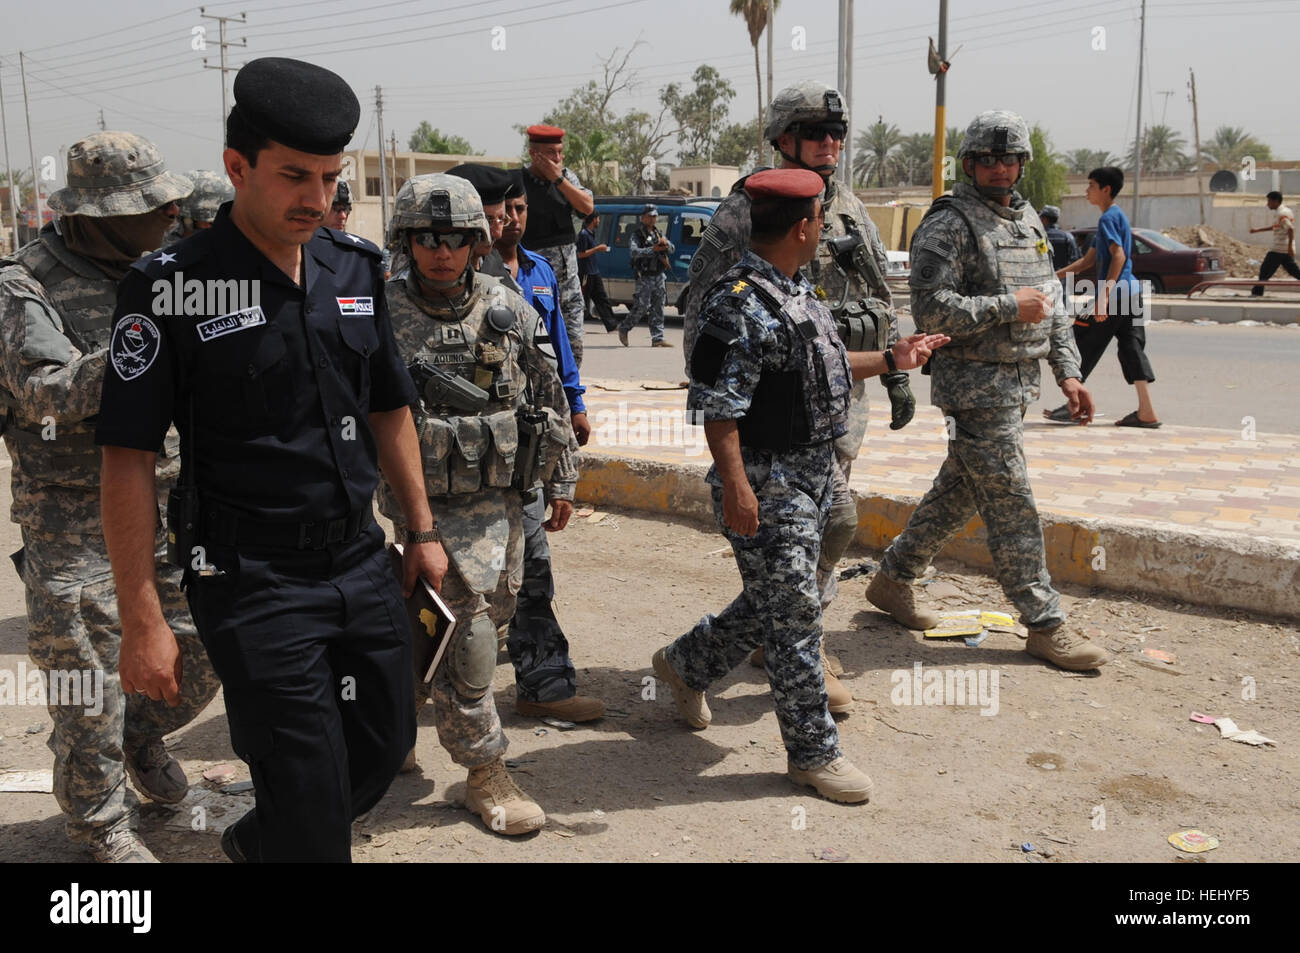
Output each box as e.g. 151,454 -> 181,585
958,110 -> 1033,198
178,169 -> 234,227
47,131 -> 193,217
389,173 -> 490,289
765,81 -> 848,175
332,179 -> 352,210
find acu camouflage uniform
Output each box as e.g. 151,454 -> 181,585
685,175 -> 898,594
879,180 -> 1082,629
0,133 -> 216,844
379,269 -> 577,769
667,250 -> 853,770
164,169 -> 233,244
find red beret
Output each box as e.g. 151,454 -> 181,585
744,168 -> 824,201
526,124 -> 565,144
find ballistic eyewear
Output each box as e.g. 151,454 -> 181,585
411,230 -> 477,250
972,154 -> 1024,168
800,123 -> 848,142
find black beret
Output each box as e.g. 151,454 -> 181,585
232,57 -> 359,155
446,164 -> 514,205
508,168 -> 526,199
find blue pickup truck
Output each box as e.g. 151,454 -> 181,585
588,195 -> 718,310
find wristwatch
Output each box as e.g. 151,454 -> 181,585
883,348 -> 898,373
406,527 -> 441,545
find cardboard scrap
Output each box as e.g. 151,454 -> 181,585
1213,717 -> 1276,747
1168,829 -> 1219,854
0,769 -> 53,793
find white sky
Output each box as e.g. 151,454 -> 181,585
1,0 -> 1296,187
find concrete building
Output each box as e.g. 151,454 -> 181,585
669,164 -> 740,199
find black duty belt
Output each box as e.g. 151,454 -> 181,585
203,504 -> 371,551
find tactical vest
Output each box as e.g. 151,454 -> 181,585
633,226 -> 668,277
924,187 -> 1058,364
387,273 -> 559,497
725,265 -> 852,452
521,169 -> 575,250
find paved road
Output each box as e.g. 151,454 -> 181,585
579,309 -> 1299,435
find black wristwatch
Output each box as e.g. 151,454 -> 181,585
406,527 -> 441,545
883,347 -> 898,373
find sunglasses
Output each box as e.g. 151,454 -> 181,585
411,230 -> 477,250
800,123 -> 847,142
972,154 -> 1023,168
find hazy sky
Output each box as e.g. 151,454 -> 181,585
1,0 -> 1295,187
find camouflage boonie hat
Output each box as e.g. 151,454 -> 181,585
47,131 -> 193,217
179,169 -> 234,224
958,110 -> 1033,161
764,81 -> 848,142
387,173 -> 489,247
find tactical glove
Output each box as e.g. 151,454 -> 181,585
883,372 -> 915,430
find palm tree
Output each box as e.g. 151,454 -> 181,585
568,129 -> 623,195
1063,148 -> 1115,174
896,133 -> 934,186
1202,126 -> 1272,168
1125,124 -> 1189,173
730,0 -> 779,166
853,117 -> 902,187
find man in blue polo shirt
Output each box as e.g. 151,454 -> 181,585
488,177 -> 605,723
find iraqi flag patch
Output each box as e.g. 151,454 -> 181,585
336,296 -> 374,316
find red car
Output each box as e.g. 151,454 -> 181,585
1069,227 -> 1226,294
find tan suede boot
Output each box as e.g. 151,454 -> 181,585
866,572 -> 940,630
465,758 -> 546,836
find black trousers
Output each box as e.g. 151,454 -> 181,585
187,522 -> 414,862
1252,251 -> 1300,295
506,492 -> 577,702
1073,288 -> 1155,384
583,273 -> 618,330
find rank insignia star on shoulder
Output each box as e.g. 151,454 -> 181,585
155,251 -> 177,265
731,279 -> 748,293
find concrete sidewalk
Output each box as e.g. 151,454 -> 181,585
575,379 -> 1300,620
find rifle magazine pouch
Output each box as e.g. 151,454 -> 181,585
419,415 -> 456,496
482,409 -> 519,489
450,416 -> 488,495
538,407 -> 573,483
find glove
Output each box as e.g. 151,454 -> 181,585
882,372 -> 915,430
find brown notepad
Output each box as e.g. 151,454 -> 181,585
387,543 -> 455,683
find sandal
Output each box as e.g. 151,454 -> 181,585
1042,404 -> 1073,423
1115,411 -> 1161,429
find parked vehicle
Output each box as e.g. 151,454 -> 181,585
590,196 -> 717,309
1068,227 -> 1226,294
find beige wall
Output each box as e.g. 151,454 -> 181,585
669,164 -> 740,199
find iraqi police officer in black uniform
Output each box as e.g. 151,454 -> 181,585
96,58 -> 447,863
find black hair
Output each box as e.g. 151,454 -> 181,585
583,211 -> 599,225
1088,166 -> 1124,198
226,108 -> 270,167
1267,190 -> 1284,203
750,196 -> 817,241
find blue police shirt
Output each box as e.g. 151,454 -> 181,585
1095,205 -> 1140,305
95,203 -> 417,521
515,245 -> 585,415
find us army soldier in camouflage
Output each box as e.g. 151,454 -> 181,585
380,174 -> 579,835
655,169 -> 947,804
685,82 -> 909,626
164,169 -> 233,243
866,110 -> 1110,672
0,132 -> 218,862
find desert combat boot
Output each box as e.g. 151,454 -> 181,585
866,571 -> 939,630
787,757 -> 873,804
651,647 -> 711,729
1026,623 -> 1110,671
466,758 -> 546,836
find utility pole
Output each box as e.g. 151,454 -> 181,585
837,0 -> 855,187
19,53 -> 42,232
1132,0 -> 1146,228
765,0 -> 774,168
0,61 -> 23,251
1189,68 -> 1206,225
931,0 -> 948,201
389,130 -> 398,198
97,109 -> 106,131
375,86 -> 388,238
201,8 -> 247,135
1157,89 -> 1174,125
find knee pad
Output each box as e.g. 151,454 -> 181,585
449,613 -> 499,701
820,500 -> 859,571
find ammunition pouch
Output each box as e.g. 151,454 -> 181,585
736,369 -> 810,452
417,408 -> 520,497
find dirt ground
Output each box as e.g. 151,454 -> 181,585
1,505 -> 1296,864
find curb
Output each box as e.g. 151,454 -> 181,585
575,453 -> 1300,621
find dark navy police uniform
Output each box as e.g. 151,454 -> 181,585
95,204 -> 417,861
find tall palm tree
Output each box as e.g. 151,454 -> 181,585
569,129 -> 623,195
1125,124 -> 1189,173
896,133 -> 934,186
852,118 -> 902,187
730,0 -> 779,166
1063,148 -> 1115,174
1202,126 -> 1272,167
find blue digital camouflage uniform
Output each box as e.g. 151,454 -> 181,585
620,224 -> 674,344
880,182 -> 1083,629
667,250 -> 853,770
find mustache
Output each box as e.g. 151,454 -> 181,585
287,207 -> 323,221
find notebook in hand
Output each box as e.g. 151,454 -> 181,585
387,543 -> 455,683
